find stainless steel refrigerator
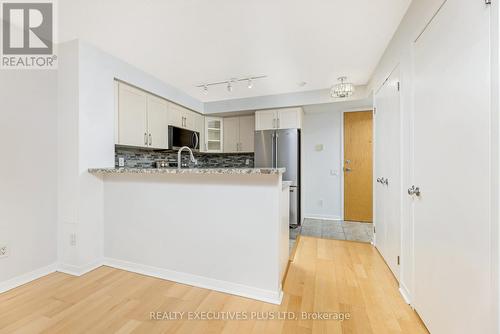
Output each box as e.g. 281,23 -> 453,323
254,129 -> 301,226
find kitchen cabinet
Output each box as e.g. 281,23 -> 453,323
239,115 -> 255,152
205,117 -> 223,152
169,103 -> 196,130
223,117 -> 240,153
117,82 -> 168,149
147,95 -> 169,149
223,115 -> 255,153
255,107 -> 303,130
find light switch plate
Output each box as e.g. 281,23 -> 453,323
315,144 -> 324,152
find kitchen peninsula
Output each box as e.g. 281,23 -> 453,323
89,167 -> 290,304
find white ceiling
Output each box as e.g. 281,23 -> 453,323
59,0 -> 411,102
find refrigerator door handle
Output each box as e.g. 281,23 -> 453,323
271,132 -> 275,168
274,132 -> 279,168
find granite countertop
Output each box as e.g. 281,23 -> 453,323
88,167 -> 286,175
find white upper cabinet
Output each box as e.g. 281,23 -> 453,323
223,115 -> 255,153
238,115 -> 255,152
146,95 -> 169,149
168,103 -> 184,128
277,108 -> 303,129
255,107 -> 303,130
255,109 -> 277,130
169,103 -> 196,130
205,117 -> 223,153
183,110 -> 196,130
223,117 -> 240,153
117,83 -> 149,147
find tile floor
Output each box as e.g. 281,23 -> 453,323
290,218 -> 374,247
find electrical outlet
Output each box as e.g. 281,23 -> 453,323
70,233 -> 77,247
118,157 -> 125,167
0,244 -> 9,258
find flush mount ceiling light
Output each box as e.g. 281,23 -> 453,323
331,76 -> 355,98
197,75 -> 266,95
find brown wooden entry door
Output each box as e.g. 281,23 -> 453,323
344,111 -> 373,222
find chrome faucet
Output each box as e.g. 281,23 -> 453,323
177,146 -> 198,169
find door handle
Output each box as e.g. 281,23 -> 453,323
344,167 -> 352,172
408,185 -> 421,196
144,132 -> 148,145
149,134 -> 152,146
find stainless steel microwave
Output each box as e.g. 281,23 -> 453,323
168,126 -> 200,151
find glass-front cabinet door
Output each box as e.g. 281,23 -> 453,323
205,117 -> 223,153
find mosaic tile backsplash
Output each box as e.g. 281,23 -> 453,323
115,146 -> 255,169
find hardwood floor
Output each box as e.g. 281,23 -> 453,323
0,237 -> 428,334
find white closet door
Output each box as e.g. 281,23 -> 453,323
413,1 -> 491,333
374,68 -> 401,280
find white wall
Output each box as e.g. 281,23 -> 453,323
205,85 -> 369,114
0,71 -> 58,283
57,39 -> 210,274
302,99 -> 372,220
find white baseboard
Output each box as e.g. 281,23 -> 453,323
103,257 -> 283,305
304,214 -> 342,221
399,284 -> 412,305
0,263 -> 58,294
58,259 -> 103,276
1,258 -> 284,305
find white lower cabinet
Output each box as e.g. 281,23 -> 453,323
117,82 -> 168,149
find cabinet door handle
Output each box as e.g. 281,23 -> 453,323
277,118 -> 280,128
149,133 -> 152,146
144,132 -> 147,145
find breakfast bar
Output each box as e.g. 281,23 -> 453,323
89,167 -> 290,304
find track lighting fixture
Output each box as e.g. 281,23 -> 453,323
196,75 -> 266,95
